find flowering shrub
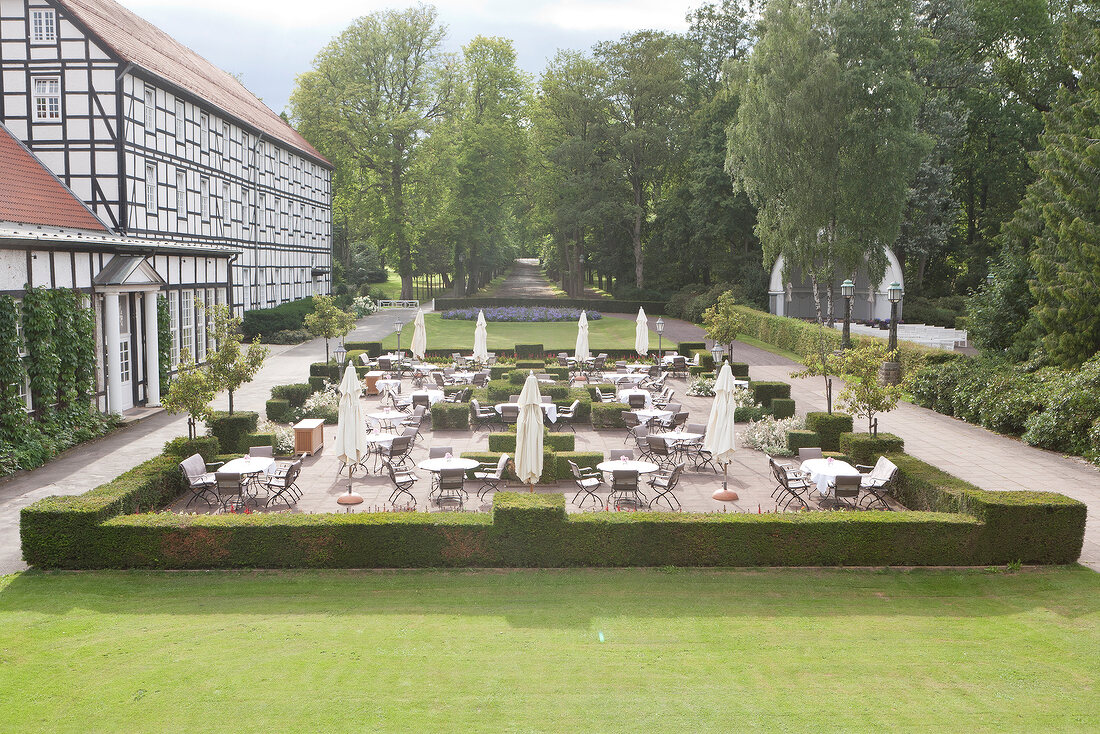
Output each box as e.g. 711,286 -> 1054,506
732,386 -> 759,408
441,307 -> 602,322
351,296 -> 379,318
258,419 -> 296,454
739,415 -> 805,456
295,386 -> 339,423
687,377 -> 715,397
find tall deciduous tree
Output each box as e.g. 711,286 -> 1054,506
204,304 -> 268,414
291,5 -> 458,299
304,295 -> 356,362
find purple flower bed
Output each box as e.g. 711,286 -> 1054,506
441,307 -> 602,322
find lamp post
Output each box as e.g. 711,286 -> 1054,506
394,319 -> 403,355
887,281 -> 903,354
655,317 -> 664,361
841,278 -> 855,350
334,344 -> 346,370
710,343 -> 724,371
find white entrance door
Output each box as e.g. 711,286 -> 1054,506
117,295 -> 134,411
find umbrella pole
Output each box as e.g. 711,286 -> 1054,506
712,461 -> 739,502
337,460 -> 364,508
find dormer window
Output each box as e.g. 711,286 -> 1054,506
31,9 -> 56,43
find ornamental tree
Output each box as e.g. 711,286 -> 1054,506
834,341 -> 903,434
702,292 -> 746,363
161,349 -> 215,440
304,295 -> 356,362
204,304 -> 268,414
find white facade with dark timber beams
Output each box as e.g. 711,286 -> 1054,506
0,0 -> 333,314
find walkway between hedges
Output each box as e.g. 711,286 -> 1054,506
0,308 -> 415,574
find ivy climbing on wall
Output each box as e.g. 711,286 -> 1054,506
21,286 -> 59,414
158,295 -> 171,389
0,295 -> 28,443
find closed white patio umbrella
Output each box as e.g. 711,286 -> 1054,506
704,362 -> 739,501
473,309 -> 490,362
575,310 -> 590,362
411,308 -> 427,360
334,364 -> 369,506
635,307 -> 649,357
514,372 -> 544,491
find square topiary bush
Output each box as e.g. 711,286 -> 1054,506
163,435 -> 220,462
592,403 -> 628,428
431,402 -> 470,429
271,383 -> 312,408
240,433 -> 276,452
344,341 -> 382,357
730,362 -> 750,379
787,429 -> 821,453
266,399 -> 293,423
516,358 -> 545,369
207,412 -> 259,454
749,381 -> 791,409
308,376 -> 327,393
677,341 -> 705,354
805,412 -> 854,451
734,406 -> 767,422
839,432 -> 905,466
771,398 -> 796,419
515,346 -> 544,359
309,362 -> 340,380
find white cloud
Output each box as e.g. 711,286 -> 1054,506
120,0 -> 495,29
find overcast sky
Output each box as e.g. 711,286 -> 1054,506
116,0 -> 699,116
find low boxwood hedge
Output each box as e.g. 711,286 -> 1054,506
344,341 -> 382,357
730,362 -> 750,379
591,403 -> 629,429
271,383 -> 312,408
771,398 -> 796,420
20,452 -> 1086,569
488,432 -> 576,453
460,451 -> 602,484
309,362 -> 340,380
266,399 -> 293,423
163,436 -> 220,462
677,341 -> 705,354
805,412 -> 854,451
431,402 -> 471,429
207,411 -> 258,454
749,381 -> 791,409
308,376 -> 327,393
839,433 -> 905,466
734,406 -> 767,422
515,347 -> 544,360
787,429 -> 821,453
240,433 -> 276,452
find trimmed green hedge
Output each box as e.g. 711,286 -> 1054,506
308,376 -> 327,393
839,433 -> 905,466
163,436 -> 220,462
271,383 -> 311,408
430,402 -> 470,429
677,341 -> 705,353
489,432 -> 576,453
240,433 -> 276,452
787,430 -> 821,453
344,341 -> 382,357
734,406 -> 767,422
266,399 -> 293,423
206,411 -> 258,454
805,412 -> 854,452
310,362 -> 340,380
461,451 -> 603,484
515,348 -> 544,360
241,296 -> 314,340
749,381 -> 791,409
434,296 -> 666,315
771,398 -> 796,420
730,362 -> 750,379
592,403 -> 629,428
20,452 -> 1086,568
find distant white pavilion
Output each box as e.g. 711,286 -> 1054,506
767,248 -> 904,321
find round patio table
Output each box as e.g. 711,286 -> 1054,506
417,457 -> 480,473
617,389 -> 652,408
596,460 -> 659,475
649,431 -> 702,445
368,409 -> 404,430
495,402 -> 558,423
633,409 -> 673,425
800,457 -> 861,496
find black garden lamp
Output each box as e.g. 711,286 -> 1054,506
887,281 -> 903,354
841,278 -> 855,350
655,317 -> 664,360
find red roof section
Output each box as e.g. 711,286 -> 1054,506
0,124 -> 108,231
58,0 -> 331,167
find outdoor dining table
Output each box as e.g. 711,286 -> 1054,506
617,388 -> 652,408
800,457 -> 862,496
649,431 -> 702,447
368,409 -> 405,430
603,372 -> 647,386
633,408 -> 673,425
495,402 -> 558,423
596,459 -> 659,475
417,457 -> 481,473
363,432 -> 401,472
448,371 -> 477,384
219,455 -> 277,497
624,364 -> 652,373
411,363 -> 439,374
410,389 -> 445,406
376,378 -> 402,398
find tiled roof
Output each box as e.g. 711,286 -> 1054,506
58,0 -> 331,167
0,123 -> 108,231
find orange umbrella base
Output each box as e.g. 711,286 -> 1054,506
712,489 -> 739,501
337,492 -> 364,505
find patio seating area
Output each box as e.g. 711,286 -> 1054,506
171,353 -> 907,515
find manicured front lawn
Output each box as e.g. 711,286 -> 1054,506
1,567 -> 1097,731
382,312 -> 659,351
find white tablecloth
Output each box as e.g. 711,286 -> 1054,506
633,409 -> 673,424
800,458 -> 861,495
617,389 -> 652,408
410,389 -> 445,406
219,456 -> 276,476
376,379 -> 402,395
603,373 -> 647,386
495,402 -> 558,423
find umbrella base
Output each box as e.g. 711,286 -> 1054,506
712,488 -> 739,501
337,492 -> 364,505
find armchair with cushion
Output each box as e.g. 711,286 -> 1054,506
568,459 -> 604,509
856,456 -> 898,510
179,453 -> 222,507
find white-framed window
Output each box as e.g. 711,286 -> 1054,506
194,290 -> 206,362
200,177 -> 209,222
13,301 -> 31,411
144,88 -> 155,131
200,112 -> 209,152
32,77 -> 61,121
31,8 -> 56,43
293,200 -> 301,233
145,163 -> 157,217
174,99 -> 185,139
259,193 -> 268,230
280,198 -> 288,231
221,181 -> 231,232
243,188 -> 252,235
176,170 -> 186,217
118,306 -> 131,384
220,121 -> 228,155
168,293 -> 179,368
180,290 -> 194,358
206,288 -> 217,352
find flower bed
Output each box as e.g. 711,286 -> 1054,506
441,307 -> 602,322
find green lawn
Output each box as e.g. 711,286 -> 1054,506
1,568 -> 1097,731
382,312 -> 658,351
369,269 -> 405,300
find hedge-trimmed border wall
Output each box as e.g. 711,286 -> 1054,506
21,450 -> 1084,569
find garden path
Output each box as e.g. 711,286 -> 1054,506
0,308 -> 416,573
485,258 -> 559,298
